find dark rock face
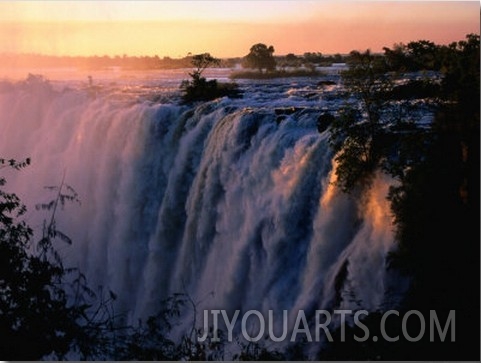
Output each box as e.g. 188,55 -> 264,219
317,112 -> 335,133
317,80 -> 337,87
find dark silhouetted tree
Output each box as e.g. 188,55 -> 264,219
329,49 -> 433,192
242,43 -> 276,73
0,160 -> 120,360
0,159 -> 82,359
188,53 -> 221,83
329,50 -> 395,192
181,53 -> 240,103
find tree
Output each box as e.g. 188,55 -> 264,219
329,50 -> 395,192
242,43 -> 276,73
0,159 -> 122,360
385,36 -> 480,361
441,33 -> 480,111
405,40 -> 439,70
181,53 -> 240,103
323,36 -> 480,361
188,53 -> 221,83
0,159 -> 81,359
329,48 -> 435,192
303,52 -> 323,64
383,43 -> 411,71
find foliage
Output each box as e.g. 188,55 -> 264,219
1,160 -> 284,360
188,53 -> 221,81
0,163 -> 132,360
383,40 -> 442,72
0,53 -> 209,71
342,50 -> 393,123
234,340 -> 286,361
385,104 -> 480,360
303,52 -> 324,64
383,33 -> 480,109
0,160 -> 80,359
329,50 -> 420,192
242,43 -> 276,73
0,163 -> 300,361
181,53 -> 241,103
323,34 -> 480,360
278,53 -> 302,69
440,33 -> 480,111
329,107 -> 379,192
386,79 -> 441,100
1,175 -> 232,359
386,33 -> 480,286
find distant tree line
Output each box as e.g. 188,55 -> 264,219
0,53 -> 229,71
8,35 -> 478,74
0,50 -> 348,72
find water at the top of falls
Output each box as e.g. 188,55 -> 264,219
0,67 -> 405,348
0,66 -> 346,109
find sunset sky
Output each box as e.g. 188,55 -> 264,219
0,1 -> 479,57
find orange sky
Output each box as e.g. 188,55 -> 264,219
0,1 -> 479,57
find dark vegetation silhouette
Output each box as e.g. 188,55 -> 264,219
0,53 -> 223,71
233,46 -> 328,79
0,51 -> 346,73
0,159 -> 87,359
322,34 -> 479,360
0,34 -> 479,360
180,53 -> 241,103
0,164 -> 234,360
241,43 -> 277,73
328,49 -> 396,192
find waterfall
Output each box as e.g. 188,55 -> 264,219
0,76 -> 402,341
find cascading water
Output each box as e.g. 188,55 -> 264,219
0,72 -> 404,353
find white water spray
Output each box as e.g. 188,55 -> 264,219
0,76 -> 401,337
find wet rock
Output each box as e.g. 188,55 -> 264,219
317,112 -> 335,133
317,80 -> 337,87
